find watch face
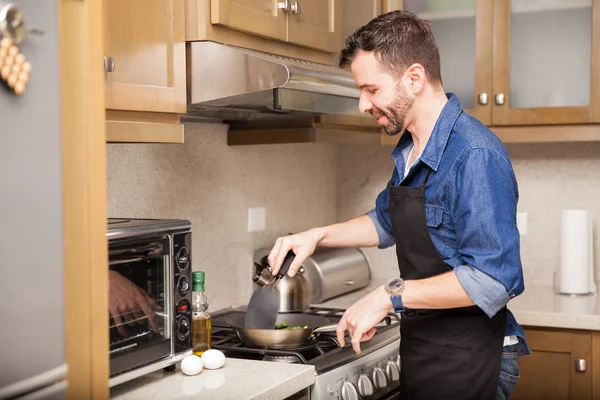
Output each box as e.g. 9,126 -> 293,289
389,277 -> 403,290
386,277 -> 404,294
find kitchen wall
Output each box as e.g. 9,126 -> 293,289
108,123 -> 600,311
337,140 -> 600,292
107,122 -> 339,312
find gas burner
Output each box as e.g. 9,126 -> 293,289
262,354 -> 301,363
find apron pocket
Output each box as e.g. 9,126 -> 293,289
401,337 -> 472,400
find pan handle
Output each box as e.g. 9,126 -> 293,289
312,316 -> 392,334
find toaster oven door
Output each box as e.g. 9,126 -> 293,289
108,236 -> 172,376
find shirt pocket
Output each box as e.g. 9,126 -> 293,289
424,204 -> 453,257
424,204 -> 444,228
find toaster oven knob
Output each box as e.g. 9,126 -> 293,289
176,247 -> 190,270
340,381 -> 359,400
177,276 -> 190,296
177,318 -> 191,340
357,374 -> 375,397
386,360 -> 400,382
372,367 -> 388,390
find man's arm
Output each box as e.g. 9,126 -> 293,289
402,270 -> 474,309
269,214 -> 380,276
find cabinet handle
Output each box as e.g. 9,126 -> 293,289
104,56 -> 115,72
575,359 -> 586,372
494,93 -> 505,106
277,1 -> 290,13
290,1 -> 301,15
478,93 -> 488,105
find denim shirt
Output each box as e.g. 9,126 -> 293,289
367,93 -> 530,356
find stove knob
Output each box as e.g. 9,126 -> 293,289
396,354 -> 401,370
177,317 -> 191,340
176,247 -> 190,270
372,367 -> 389,389
340,381 -> 359,400
357,374 -> 375,397
386,360 -> 400,382
177,276 -> 190,297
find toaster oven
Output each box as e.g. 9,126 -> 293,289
107,218 -> 193,387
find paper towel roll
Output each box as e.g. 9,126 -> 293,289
559,210 -> 595,295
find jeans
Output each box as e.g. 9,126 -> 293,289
496,343 -> 520,400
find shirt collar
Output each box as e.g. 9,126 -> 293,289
391,93 -> 463,172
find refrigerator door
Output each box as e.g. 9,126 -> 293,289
0,0 -> 67,398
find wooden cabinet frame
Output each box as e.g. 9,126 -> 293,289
287,0 -> 341,53
492,0 -> 600,125
104,0 -> 186,114
210,0 -> 287,41
514,328 -> 593,399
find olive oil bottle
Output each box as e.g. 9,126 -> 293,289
192,271 -> 211,356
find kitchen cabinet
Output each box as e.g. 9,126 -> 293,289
210,0 -> 341,53
511,327 -> 595,400
104,0 -> 186,143
403,0 -> 600,127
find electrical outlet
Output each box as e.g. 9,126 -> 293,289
517,212 -> 527,235
248,207 -> 266,232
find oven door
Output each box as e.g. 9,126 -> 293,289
108,236 -> 172,376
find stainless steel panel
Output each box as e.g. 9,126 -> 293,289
302,248 -> 371,303
0,0 -> 65,393
186,41 -> 364,123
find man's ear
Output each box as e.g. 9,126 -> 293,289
404,63 -> 426,94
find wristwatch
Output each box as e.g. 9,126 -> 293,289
384,277 -> 405,313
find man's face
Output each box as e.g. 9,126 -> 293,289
350,50 -> 414,136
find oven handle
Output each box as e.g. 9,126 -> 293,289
109,243 -> 164,265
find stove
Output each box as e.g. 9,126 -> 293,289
211,306 -> 401,399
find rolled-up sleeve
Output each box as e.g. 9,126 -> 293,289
455,264 -> 511,317
452,148 -> 525,309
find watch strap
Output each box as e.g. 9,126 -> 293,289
390,295 -> 405,313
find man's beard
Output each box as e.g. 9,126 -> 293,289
372,87 -> 414,136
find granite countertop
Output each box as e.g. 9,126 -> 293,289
110,358 -> 314,400
314,284 -> 600,331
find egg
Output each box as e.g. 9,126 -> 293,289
180,355 -> 203,376
201,349 -> 226,370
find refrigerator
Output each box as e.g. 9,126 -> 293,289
0,0 -> 68,399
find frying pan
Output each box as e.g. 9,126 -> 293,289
228,313 -> 336,349
228,313 -> 393,349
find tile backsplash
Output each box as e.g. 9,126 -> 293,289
108,122 -> 600,311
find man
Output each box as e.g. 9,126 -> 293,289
268,10 -> 529,400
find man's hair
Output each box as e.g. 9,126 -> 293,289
339,10 -> 442,86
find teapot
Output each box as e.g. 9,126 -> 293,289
253,255 -> 310,312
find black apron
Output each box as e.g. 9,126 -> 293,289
389,167 -> 506,400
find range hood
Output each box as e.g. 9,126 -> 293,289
185,41 -> 365,130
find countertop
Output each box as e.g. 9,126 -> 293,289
314,284 -> 600,331
110,358 -> 314,400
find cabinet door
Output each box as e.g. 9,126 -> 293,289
211,0 -> 286,41
492,0 -> 599,125
404,0 -> 493,125
287,0 -> 341,53
104,0 -> 186,113
341,0 -> 382,48
512,329 -> 592,400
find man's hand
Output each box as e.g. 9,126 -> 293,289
109,270 -> 162,337
268,229 -> 323,277
336,285 -> 393,354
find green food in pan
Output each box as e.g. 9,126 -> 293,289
274,320 -> 308,330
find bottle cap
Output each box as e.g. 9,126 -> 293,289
192,271 -> 205,292
192,271 -> 205,283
